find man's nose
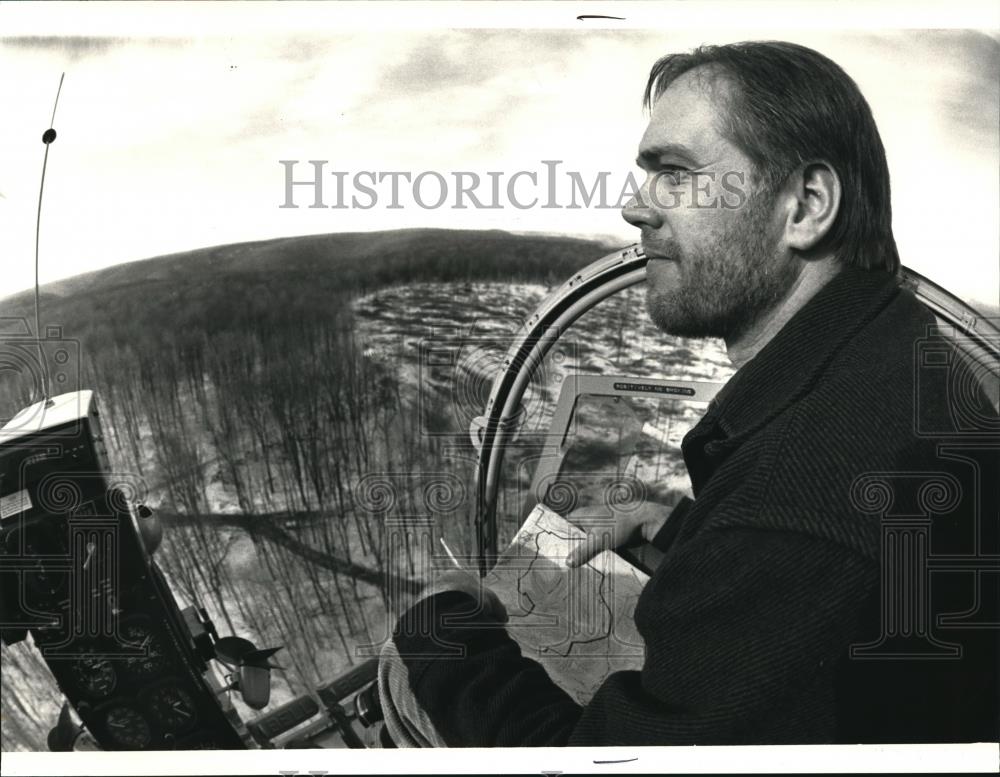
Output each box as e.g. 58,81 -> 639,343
621,191 -> 664,230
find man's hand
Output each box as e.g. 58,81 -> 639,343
419,568 -> 508,623
565,500 -> 674,568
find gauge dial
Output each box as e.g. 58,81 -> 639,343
103,705 -> 152,750
120,623 -> 170,678
67,651 -> 117,700
146,685 -> 198,733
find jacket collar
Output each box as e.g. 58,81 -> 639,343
708,266 -> 901,443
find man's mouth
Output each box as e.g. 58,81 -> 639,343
640,239 -> 678,261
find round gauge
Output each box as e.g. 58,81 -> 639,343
120,623 -> 170,678
146,685 -> 198,734
66,651 -> 117,700
103,705 -> 152,750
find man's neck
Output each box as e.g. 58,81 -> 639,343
725,257 -> 842,369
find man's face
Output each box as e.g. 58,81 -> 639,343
624,67 -> 799,341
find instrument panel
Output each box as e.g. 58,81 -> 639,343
47,617 -> 173,696
34,610 -> 234,749
78,678 -> 202,749
1,403 -> 249,750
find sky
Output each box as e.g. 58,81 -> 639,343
0,2 -> 998,309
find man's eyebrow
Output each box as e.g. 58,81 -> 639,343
636,143 -> 701,168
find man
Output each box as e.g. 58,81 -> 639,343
377,41 -> 999,746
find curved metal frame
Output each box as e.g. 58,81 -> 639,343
471,243 -> 1000,573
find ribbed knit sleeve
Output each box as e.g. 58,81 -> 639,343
393,590 -> 581,746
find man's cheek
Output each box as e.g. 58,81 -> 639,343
649,182 -> 685,210
689,172 -> 719,210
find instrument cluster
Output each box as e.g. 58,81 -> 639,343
39,616 -> 208,749
98,683 -> 201,749
0,396 -> 249,750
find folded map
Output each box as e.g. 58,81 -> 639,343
484,504 -> 650,704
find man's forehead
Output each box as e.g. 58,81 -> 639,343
639,67 -> 734,159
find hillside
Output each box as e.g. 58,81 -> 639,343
5,229 -> 993,346
0,229 -> 618,368
4,228 -> 614,307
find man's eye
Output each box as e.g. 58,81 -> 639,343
657,166 -> 688,183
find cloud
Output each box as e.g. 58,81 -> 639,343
381,38 -> 493,97
931,31 -> 1000,153
860,30 -> 999,155
375,30 -> 601,106
0,35 -> 179,60
0,28 -> 996,307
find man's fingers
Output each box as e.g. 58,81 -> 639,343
566,531 -> 610,568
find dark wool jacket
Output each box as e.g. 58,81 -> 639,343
393,266 -> 999,745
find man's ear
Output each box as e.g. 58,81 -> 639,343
781,161 -> 841,253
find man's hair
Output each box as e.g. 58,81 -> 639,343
645,41 -> 900,273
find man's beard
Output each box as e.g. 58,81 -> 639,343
644,192 -> 800,341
